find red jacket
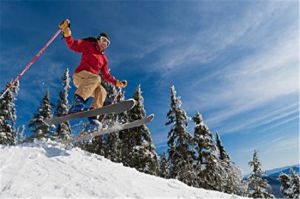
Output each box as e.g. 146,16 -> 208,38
65,36 -> 117,85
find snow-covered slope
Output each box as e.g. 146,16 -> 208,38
0,140 -> 244,198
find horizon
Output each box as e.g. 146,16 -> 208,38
0,1 -> 299,174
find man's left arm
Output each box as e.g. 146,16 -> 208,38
101,59 -> 117,86
101,59 -> 127,88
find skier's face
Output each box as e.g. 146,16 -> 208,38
97,36 -> 110,51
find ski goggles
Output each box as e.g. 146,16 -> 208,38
99,36 -> 110,47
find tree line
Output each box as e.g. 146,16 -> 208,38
0,68 -> 299,198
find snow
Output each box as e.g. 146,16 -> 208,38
106,122 -> 123,132
0,140 -> 246,198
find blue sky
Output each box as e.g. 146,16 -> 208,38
0,1 -> 299,174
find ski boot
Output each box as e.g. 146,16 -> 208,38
85,116 -> 103,132
69,94 -> 86,114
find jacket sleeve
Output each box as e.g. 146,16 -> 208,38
101,57 -> 117,85
64,36 -> 88,53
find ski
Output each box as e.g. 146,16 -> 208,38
44,99 -> 136,125
76,114 -> 154,142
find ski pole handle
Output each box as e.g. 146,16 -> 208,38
0,29 -> 62,100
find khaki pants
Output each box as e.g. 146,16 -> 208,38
73,70 -> 107,108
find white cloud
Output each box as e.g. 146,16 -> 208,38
193,29 -> 299,127
264,136 -> 299,154
219,102 -> 298,134
138,2 -> 299,137
241,136 -> 300,172
148,1 -> 295,74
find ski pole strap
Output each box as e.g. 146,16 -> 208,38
0,29 -> 62,99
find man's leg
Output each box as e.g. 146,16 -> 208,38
91,84 -> 107,109
73,71 -> 100,101
70,71 -> 100,113
85,82 -> 108,132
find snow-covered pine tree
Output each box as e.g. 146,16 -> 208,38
279,168 -> 300,198
122,85 -> 159,176
166,85 -> 197,186
81,80 -> 115,156
115,90 -> 138,164
193,112 -> 216,165
289,168 -> 300,198
0,81 -> 19,145
215,132 -> 245,195
83,135 -> 106,156
54,68 -> 72,142
247,150 -> 275,198
82,82 -> 123,162
104,88 -> 125,163
192,112 -> 224,190
226,165 -> 247,196
215,132 -> 230,162
159,152 -> 170,178
104,131 -> 122,162
279,172 -> 291,198
28,90 -> 53,140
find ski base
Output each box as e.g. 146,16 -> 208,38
44,99 -> 136,125
76,114 -> 154,142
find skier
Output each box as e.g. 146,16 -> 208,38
59,19 -> 127,131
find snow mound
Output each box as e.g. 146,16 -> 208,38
0,140 -> 245,198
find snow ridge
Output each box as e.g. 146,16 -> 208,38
0,140 -> 245,198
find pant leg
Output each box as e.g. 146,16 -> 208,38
91,78 -> 107,109
73,70 -> 100,101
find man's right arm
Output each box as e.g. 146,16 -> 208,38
59,19 -> 87,53
64,36 -> 87,53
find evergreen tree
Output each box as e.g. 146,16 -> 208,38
223,161 -> 246,195
247,150 -> 275,198
215,132 -> 245,195
104,87 -> 124,162
104,132 -> 122,162
289,168 -> 300,199
122,85 -> 159,175
159,152 -> 170,178
166,85 -> 197,186
28,90 -> 53,140
55,68 -> 72,142
0,81 -> 19,145
84,136 -> 106,156
215,132 -> 230,162
279,172 -> 291,198
279,168 -> 300,198
193,112 -> 216,165
117,91 -> 132,165
82,83 -> 123,162
192,112 -> 224,190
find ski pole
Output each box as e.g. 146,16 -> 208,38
0,29 -> 62,100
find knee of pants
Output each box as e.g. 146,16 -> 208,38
94,86 -> 107,101
101,87 -> 107,99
